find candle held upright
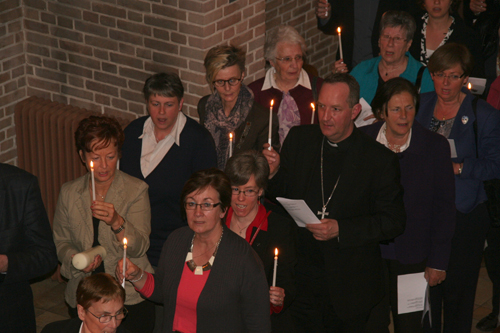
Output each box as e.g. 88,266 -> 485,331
268,100 -> 274,151
337,27 -> 344,60
90,161 -> 96,201
310,103 -> 316,124
272,248 -> 278,287
122,238 -> 127,288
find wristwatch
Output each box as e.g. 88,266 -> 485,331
112,219 -> 125,234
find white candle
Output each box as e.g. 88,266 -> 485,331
90,161 -> 96,201
122,238 -> 127,288
337,27 -> 343,60
268,100 -> 274,151
229,133 -> 233,158
72,246 -> 107,270
272,248 -> 278,287
310,103 -> 315,124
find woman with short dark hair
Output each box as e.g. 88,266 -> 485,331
118,168 -> 272,333
53,115 -> 154,333
120,72 -> 217,269
224,150 -> 297,332
416,42 -> 500,332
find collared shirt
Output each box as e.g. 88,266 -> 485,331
139,113 -> 186,178
376,122 -> 412,153
261,68 -> 312,92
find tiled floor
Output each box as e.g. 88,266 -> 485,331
32,262 -> 496,333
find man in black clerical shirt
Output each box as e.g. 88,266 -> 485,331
263,73 -> 406,332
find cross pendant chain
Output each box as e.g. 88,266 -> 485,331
318,206 -> 329,219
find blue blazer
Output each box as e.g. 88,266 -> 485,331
361,121 -> 456,270
416,90 -> 500,213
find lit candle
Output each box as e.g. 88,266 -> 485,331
337,27 -> 343,61
272,248 -> 278,287
268,100 -> 274,151
90,161 -> 96,201
122,238 -> 127,288
310,103 -> 316,124
229,132 -> 233,158
468,82 -> 472,90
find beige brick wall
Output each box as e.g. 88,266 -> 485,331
0,0 -> 336,164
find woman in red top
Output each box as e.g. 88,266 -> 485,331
225,150 -> 297,332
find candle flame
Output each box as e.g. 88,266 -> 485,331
337,27 -> 341,34
229,132 -> 233,140
311,103 -> 315,111
90,160 -> 94,170
123,238 -> 127,246
275,248 -> 278,256
468,83 -> 472,90
270,99 -> 274,107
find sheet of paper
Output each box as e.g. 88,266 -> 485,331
354,98 -> 377,128
398,272 -> 427,314
276,197 -> 321,227
467,77 -> 486,95
448,139 -> 457,158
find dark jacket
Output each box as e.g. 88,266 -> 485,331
41,318 -> 130,333
0,163 -> 58,333
120,115 -> 217,266
361,121 -> 456,270
267,125 -> 406,319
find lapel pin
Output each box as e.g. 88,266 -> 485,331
462,116 -> 469,125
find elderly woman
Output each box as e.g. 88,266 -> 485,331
53,116 -> 154,333
249,25 -> 323,144
198,45 -> 279,169
362,78 -> 456,332
120,72 -> 217,268
416,43 -> 500,333
117,168 -> 271,333
343,11 -> 434,105
409,0 -> 484,77
224,150 -> 296,332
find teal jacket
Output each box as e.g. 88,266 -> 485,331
351,52 -> 435,104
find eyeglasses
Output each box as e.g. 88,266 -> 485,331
275,55 -> 303,63
432,72 -> 465,81
380,35 -> 407,44
185,202 -> 221,211
231,188 -> 259,197
87,307 -> 128,323
213,78 -> 242,87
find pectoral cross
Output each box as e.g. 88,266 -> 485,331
317,206 -> 329,219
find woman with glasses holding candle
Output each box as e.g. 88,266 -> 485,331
224,150 -> 297,332
53,116 -> 154,333
248,25 -> 323,144
117,168 -> 271,333
198,45 -> 280,170
345,11 -> 434,107
416,43 -> 500,332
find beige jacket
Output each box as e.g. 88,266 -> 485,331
53,170 -> 153,307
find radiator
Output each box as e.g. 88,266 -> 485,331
14,96 -> 131,225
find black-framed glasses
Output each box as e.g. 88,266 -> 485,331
213,77 -> 242,87
231,187 -> 259,197
432,72 -> 465,81
185,202 -> 221,211
87,307 -> 128,323
275,55 -> 303,63
380,35 -> 407,44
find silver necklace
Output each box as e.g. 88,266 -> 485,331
319,138 -> 341,219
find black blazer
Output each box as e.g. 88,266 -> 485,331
0,163 -> 58,333
41,318 -> 130,333
361,121 -> 456,270
267,125 -> 406,319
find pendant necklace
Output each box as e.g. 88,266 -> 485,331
186,228 -> 223,275
318,137 -> 341,219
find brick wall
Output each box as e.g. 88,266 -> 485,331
265,0 -> 337,77
0,0 -> 337,164
0,0 -> 26,164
